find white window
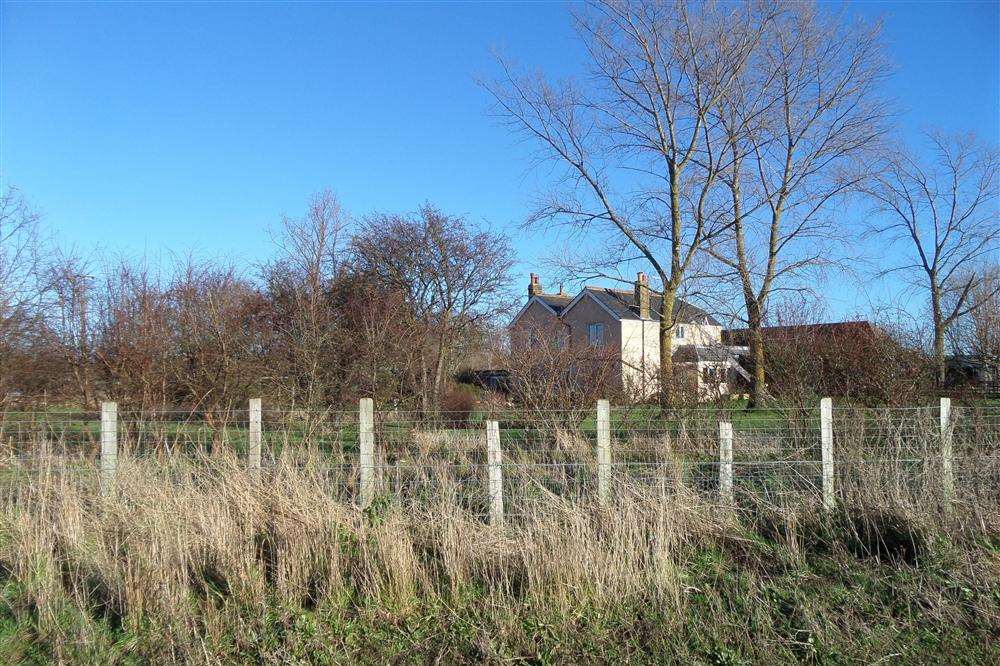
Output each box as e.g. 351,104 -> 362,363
676,325 -> 686,339
588,323 -> 605,347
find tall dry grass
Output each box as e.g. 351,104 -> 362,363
0,410 -> 998,663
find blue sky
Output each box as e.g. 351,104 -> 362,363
2,1 -> 998,319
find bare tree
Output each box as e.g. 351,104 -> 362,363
352,205 -> 515,413
93,256 -> 172,409
263,190 -> 350,407
505,318 -> 624,422
46,251 -> 97,406
946,264 -> 1000,371
709,2 -> 890,408
0,186 -> 45,401
485,0 -> 774,405
863,132 -> 999,383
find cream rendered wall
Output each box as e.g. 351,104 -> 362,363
620,319 -> 660,398
677,323 -> 723,346
621,320 -> 725,399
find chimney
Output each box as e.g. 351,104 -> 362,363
634,272 -> 650,319
528,273 -> 544,297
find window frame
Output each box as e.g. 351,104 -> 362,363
587,322 -> 605,347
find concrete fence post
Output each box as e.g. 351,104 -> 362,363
100,401 -> 118,495
940,397 -> 954,501
596,400 -> 611,504
359,398 -> 375,509
248,398 -> 262,474
719,420 -> 734,504
486,420 -> 504,524
820,397 -> 835,511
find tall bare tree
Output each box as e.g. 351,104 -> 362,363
352,205 -> 515,413
709,2 -> 890,408
485,0 -> 773,405
863,132 -> 999,383
263,190 -> 350,407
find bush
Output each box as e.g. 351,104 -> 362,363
439,384 -> 478,423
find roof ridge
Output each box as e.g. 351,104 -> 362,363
585,285 -> 698,302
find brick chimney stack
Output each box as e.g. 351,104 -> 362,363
635,272 -> 650,319
528,273 -> 544,297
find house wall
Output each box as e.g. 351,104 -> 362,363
560,293 -> 623,350
510,299 -> 561,345
621,319 -> 659,398
620,320 -> 724,399
696,360 -> 731,400
677,323 -> 723,346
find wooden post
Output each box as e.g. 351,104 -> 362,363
359,398 -> 374,509
596,400 -> 611,504
940,397 -> 954,501
486,420 -> 504,524
100,401 -> 117,495
820,397 -> 835,511
248,398 -> 262,474
719,420 -> 734,504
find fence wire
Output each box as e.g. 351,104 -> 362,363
2,403 -> 998,516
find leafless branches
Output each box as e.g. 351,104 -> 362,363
706,2 -> 891,407
863,131 -> 999,381
484,0 -> 771,404
352,205 -> 516,412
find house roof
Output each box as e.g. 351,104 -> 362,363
723,321 -> 877,345
536,293 -> 572,314
581,287 -> 721,325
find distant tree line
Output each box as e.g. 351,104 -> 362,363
0,187 -> 516,413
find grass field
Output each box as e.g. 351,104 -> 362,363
0,451 -> 997,664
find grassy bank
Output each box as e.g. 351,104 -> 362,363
0,453 -> 997,664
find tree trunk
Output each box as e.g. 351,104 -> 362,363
746,300 -> 766,410
931,284 -> 947,386
431,313 -> 451,414
432,338 -> 447,413
658,290 -> 676,408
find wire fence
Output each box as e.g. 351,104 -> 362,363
2,399 -> 998,518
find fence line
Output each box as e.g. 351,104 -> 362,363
4,397 -> 997,515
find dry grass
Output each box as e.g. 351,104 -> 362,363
0,414 -> 998,664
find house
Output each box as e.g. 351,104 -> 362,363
510,273 -> 745,399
